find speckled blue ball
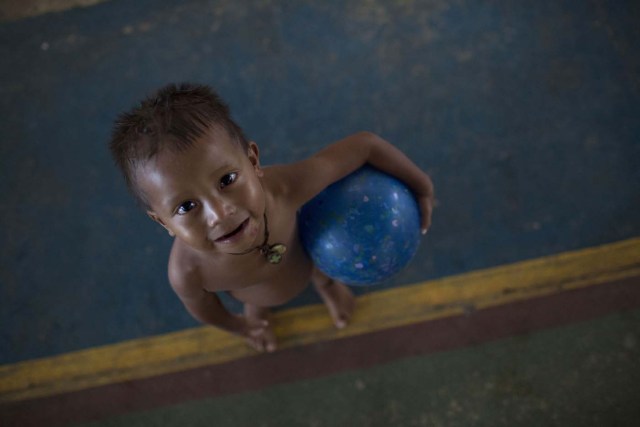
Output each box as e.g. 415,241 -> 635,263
299,166 -> 421,286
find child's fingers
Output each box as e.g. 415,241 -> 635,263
249,337 -> 265,352
246,332 -> 276,353
246,320 -> 269,337
418,196 -> 433,234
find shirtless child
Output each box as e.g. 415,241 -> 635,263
110,83 -> 434,352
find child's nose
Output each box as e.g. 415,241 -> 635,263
205,199 -> 234,227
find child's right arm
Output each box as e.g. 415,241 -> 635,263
169,271 -> 269,342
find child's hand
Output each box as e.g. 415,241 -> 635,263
418,193 -> 434,235
237,315 -> 277,353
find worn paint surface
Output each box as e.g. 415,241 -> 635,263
1,0 -> 639,366
1,7 -> 639,426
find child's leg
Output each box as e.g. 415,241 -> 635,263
244,303 -> 277,353
311,267 -> 355,329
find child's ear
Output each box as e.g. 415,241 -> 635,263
147,211 -> 175,237
247,142 -> 264,177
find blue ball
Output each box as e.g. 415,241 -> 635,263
299,166 -> 421,286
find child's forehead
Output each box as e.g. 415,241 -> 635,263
168,125 -> 238,155
141,130 -> 243,173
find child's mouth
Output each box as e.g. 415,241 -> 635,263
215,218 -> 249,243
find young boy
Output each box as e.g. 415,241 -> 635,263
110,83 -> 434,353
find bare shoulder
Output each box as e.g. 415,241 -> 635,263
265,132 -> 379,209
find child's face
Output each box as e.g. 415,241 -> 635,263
136,126 -> 266,254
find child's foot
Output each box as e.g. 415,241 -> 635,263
244,304 -> 277,353
312,268 -> 355,329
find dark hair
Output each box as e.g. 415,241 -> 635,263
110,83 -> 248,207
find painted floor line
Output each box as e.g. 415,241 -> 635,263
1,237 -> 639,403
0,0 -> 108,22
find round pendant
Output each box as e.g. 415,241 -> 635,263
265,244 -> 287,264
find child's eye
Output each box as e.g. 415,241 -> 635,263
220,172 -> 237,189
177,201 -> 197,215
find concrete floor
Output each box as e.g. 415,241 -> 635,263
1,0 -> 639,425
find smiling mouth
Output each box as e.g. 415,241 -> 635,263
215,218 -> 249,243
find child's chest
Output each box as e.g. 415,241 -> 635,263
200,210 -> 314,306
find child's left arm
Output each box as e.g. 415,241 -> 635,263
285,131 -> 434,233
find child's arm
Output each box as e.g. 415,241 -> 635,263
169,270 -> 270,345
285,131 -> 434,232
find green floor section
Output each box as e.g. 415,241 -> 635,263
78,309 -> 640,427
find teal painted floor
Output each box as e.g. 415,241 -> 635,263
2,2 -> 639,425
0,0 -> 639,393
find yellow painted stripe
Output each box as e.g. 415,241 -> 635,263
0,0 -> 108,22
1,237 -> 639,403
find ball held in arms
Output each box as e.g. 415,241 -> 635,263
299,166 -> 421,286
